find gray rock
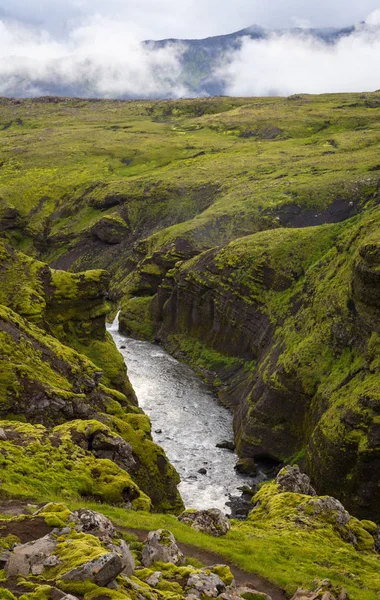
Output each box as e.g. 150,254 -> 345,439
289,580 -> 348,600
141,530 -> 184,568
62,552 -> 123,587
43,555 -> 61,567
115,539 -> 135,576
305,497 -> 350,526
0,427 -> 7,441
178,509 -> 230,537
146,571 -> 162,587
74,508 -> 116,538
276,466 -> 317,496
0,551 -> 11,569
187,571 -> 226,598
6,534 -> 57,577
236,587 -> 272,600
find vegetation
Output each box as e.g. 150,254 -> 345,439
1,93 -> 380,598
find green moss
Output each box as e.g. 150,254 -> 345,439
0,591 -> 17,600
19,586 -> 52,600
0,534 -> 20,550
0,420 -> 146,506
119,296 -> 155,341
208,565 -> 234,586
84,589 -> 133,600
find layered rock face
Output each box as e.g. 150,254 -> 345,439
0,241 -> 183,513
152,208 -> 380,520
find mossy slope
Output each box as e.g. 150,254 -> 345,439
0,241 -> 183,513
152,203 -> 380,520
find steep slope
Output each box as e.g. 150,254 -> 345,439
0,241 -> 183,512
151,204 -> 380,520
1,93 -> 380,519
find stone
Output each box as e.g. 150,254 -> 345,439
178,509 -> 230,537
0,427 -> 7,441
216,441 -> 235,451
141,529 -> 184,568
6,534 -> 57,577
0,551 -> 11,569
146,571 -> 162,587
234,458 -> 257,476
289,580 -> 348,600
198,468 -> 207,475
276,466 -> 317,496
116,539 -> 135,576
90,432 -> 136,472
187,571 -> 226,598
74,508 -> 116,538
62,552 -> 123,587
236,589 -> 272,600
304,497 -> 350,526
44,555 -> 61,567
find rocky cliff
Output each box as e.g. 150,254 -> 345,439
0,241 -> 183,513
151,203 -> 380,520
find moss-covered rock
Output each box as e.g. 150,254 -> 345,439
0,242 -> 183,513
153,206 -> 380,520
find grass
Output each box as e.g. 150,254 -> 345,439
1,93 -> 380,599
64,499 -> 380,600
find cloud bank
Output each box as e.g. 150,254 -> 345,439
220,19 -> 380,96
0,11 -> 379,98
0,17 -> 188,98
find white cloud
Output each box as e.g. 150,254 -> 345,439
2,0 -> 380,39
366,8 -> 380,25
218,24 -> 380,96
0,16 -> 188,98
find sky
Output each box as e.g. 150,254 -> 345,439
0,1 -> 380,98
1,0 -> 380,40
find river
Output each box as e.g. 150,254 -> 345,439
108,317 -> 266,515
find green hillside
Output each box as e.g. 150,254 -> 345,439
0,93 -> 380,599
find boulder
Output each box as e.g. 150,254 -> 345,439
304,497 -> 350,526
114,539 -> 135,576
90,432 -> 135,472
276,466 -> 316,496
290,580 -> 348,600
236,588 -> 272,600
74,508 -> 116,538
6,534 -> 57,577
146,571 -> 162,587
0,427 -> 7,441
141,530 -> 184,568
234,458 -> 257,476
216,441 -> 236,451
178,509 -> 231,537
73,509 -> 134,575
186,571 -> 226,598
61,552 -> 123,587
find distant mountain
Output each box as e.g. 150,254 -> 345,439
0,22 -> 374,99
144,24 -> 356,96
